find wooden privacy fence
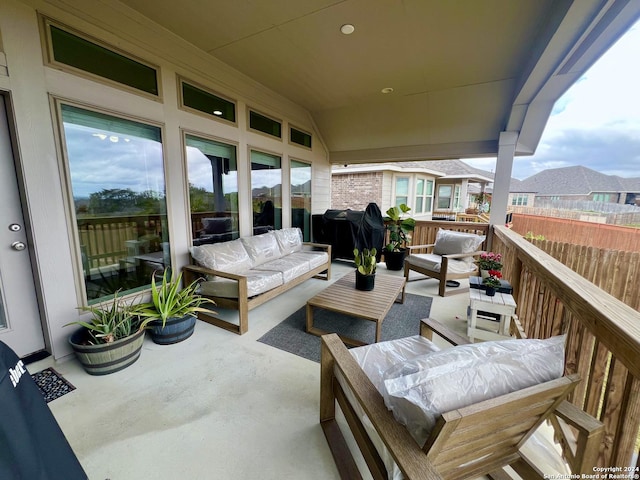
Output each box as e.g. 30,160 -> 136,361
492,225 -> 640,469
511,214 -> 640,252
527,239 -> 640,312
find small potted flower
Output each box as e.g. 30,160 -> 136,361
482,270 -> 503,296
476,251 -> 503,278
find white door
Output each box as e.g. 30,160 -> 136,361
0,94 -> 45,357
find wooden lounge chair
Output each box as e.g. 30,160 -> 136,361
404,229 -> 485,297
319,318 -> 604,480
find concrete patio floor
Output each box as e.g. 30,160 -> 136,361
28,261 -> 473,480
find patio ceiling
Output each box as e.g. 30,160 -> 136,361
118,0 -> 640,164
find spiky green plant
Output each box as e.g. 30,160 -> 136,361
132,269 -> 215,328
354,247 -> 377,275
65,290 -> 140,344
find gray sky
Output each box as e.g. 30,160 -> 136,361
463,19 -> 640,180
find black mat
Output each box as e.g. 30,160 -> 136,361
31,368 -> 76,403
258,293 -> 432,362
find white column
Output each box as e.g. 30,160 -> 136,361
489,131 -> 518,227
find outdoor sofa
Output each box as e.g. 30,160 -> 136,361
184,227 -> 331,334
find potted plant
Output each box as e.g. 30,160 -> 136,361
482,270 -> 503,297
132,269 -> 215,345
354,247 -> 377,291
476,251 -> 503,278
383,204 -> 416,271
65,291 -> 146,375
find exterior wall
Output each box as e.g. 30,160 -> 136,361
0,0 -> 331,358
331,172 -> 383,210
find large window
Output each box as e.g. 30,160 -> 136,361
251,151 -> 282,234
185,135 -> 239,245
437,185 -> 453,209
394,177 -> 410,207
249,110 -> 282,139
453,185 -> 462,211
60,104 -> 168,302
291,160 -> 311,241
415,178 -> 433,213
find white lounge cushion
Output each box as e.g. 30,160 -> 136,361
405,253 -> 477,274
381,335 -> 566,445
241,232 -> 282,267
432,229 -> 485,261
274,228 -> 303,255
287,251 -> 329,270
198,269 -> 283,298
190,239 -> 252,274
253,255 -> 310,283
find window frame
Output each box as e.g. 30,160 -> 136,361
436,184 -> 454,210
393,175 -> 411,208
290,158 -> 312,241
414,176 -> 434,214
52,98 -> 168,306
247,108 -> 283,140
289,125 -> 312,150
177,75 -> 237,126
40,16 -> 162,101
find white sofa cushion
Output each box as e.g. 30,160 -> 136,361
381,335 -> 566,445
190,239 -> 252,274
405,253 -> 477,274
198,269 -> 283,298
274,228 -> 303,255
241,232 -> 282,267
432,229 -> 485,260
287,251 -> 330,270
253,255 -> 310,283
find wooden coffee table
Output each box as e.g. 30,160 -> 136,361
306,271 -> 406,346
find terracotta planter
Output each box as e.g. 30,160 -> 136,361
147,314 -> 197,345
69,328 -> 145,376
355,271 -> 376,291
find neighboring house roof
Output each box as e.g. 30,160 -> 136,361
516,165 -> 640,195
332,160 -> 495,183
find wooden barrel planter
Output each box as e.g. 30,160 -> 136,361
147,315 -> 197,345
69,328 -> 145,376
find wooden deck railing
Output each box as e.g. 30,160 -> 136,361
491,225 -> 640,468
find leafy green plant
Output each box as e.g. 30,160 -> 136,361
132,269 -> 215,328
482,270 -> 503,288
65,290 -> 141,344
384,204 -> 416,252
354,248 -> 377,275
524,231 -> 545,241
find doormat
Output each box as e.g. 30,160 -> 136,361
31,368 -> 76,403
258,293 -> 432,363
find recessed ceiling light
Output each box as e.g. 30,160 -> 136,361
213,110 -> 223,116
381,87 -> 394,94
340,24 -> 355,35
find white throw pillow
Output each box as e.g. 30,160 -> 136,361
382,335 -> 566,445
274,228 -> 303,255
432,229 -> 485,258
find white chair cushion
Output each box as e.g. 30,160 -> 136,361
197,269 -> 283,298
274,228 -> 303,255
240,231 -> 282,267
432,229 -> 485,260
190,239 -> 252,274
406,253 -> 477,274
381,335 -> 566,445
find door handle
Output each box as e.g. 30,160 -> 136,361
11,241 -> 26,251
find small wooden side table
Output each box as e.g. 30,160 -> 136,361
467,288 -> 516,341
